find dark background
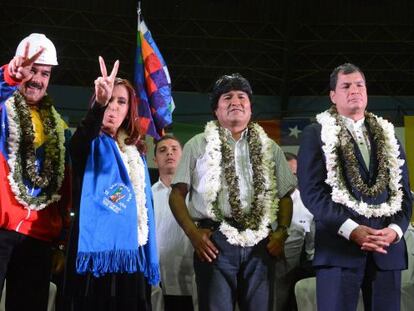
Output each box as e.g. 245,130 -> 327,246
1,0 -> 414,121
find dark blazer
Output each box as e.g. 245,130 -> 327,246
298,122 -> 412,270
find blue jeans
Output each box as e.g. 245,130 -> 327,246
194,230 -> 274,311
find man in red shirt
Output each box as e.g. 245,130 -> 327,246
0,33 -> 71,310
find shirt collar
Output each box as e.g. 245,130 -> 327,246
154,178 -> 170,190
340,115 -> 365,132
222,126 -> 249,142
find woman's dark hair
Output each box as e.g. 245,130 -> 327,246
113,78 -> 141,144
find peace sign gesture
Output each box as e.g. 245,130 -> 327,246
8,42 -> 45,81
94,56 -> 120,106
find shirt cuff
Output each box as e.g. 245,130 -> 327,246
388,224 -> 403,243
2,64 -> 21,86
338,219 -> 359,240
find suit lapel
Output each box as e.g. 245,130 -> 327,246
366,127 -> 377,180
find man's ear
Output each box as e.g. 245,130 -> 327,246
329,90 -> 336,104
153,156 -> 159,168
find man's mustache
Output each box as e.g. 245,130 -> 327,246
26,81 -> 42,89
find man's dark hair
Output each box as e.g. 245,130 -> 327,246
329,63 -> 366,91
284,152 -> 297,161
153,134 -> 182,156
210,73 -> 253,113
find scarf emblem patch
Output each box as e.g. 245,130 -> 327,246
103,183 -> 132,213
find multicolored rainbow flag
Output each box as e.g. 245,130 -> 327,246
134,12 -> 175,139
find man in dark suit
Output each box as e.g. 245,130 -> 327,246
297,63 -> 412,311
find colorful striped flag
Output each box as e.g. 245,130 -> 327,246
134,12 -> 175,139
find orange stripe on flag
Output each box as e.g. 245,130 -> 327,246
140,32 -> 154,59
141,34 -> 163,74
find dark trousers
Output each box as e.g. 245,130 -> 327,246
194,230 -> 274,311
0,228 -> 52,311
164,295 -> 193,311
62,272 -> 151,311
316,254 -> 401,311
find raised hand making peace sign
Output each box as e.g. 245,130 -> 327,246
94,56 -> 120,106
8,42 -> 45,81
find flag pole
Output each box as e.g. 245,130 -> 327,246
137,1 -> 141,28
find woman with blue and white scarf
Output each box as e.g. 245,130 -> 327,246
63,57 -> 159,311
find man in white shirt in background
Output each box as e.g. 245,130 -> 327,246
152,135 -> 194,311
285,152 -> 315,264
274,152 -> 314,311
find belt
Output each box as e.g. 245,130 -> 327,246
196,218 -> 246,231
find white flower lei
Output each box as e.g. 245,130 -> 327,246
117,131 -> 149,246
5,96 -> 65,211
317,110 -> 404,218
203,121 -> 278,246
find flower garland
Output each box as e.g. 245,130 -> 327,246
203,121 -> 278,247
117,130 -> 148,246
317,108 -> 404,218
5,91 -> 66,211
